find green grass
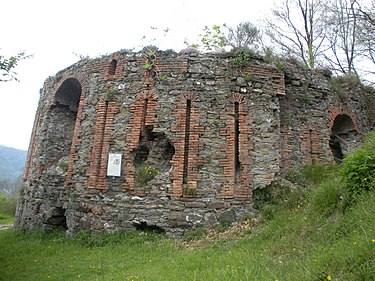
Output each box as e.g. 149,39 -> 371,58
1,161 -> 374,280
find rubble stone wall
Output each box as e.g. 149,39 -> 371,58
15,50 -> 374,236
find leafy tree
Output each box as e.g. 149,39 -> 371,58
188,22 -> 261,52
199,25 -> 227,52
265,0 -> 328,69
224,21 -> 260,50
0,51 -> 29,82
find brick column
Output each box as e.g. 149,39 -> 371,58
219,93 -> 253,199
170,93 -> 204,197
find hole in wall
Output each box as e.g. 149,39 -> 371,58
46,207 -> 67,229
329,135 -> 344,161
329,114 -> 356,161
133,220 -> 165,233
109,59 -> 117,75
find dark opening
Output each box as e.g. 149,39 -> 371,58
329,135 -> 344,161
309,128 -> 313,157
109,59 -> 117,75
46,207 -> 67,229
144,125 -> 155,141
55,78 -> 81,112
133,220 -> 165,233
329,114 -> 355,161
234,102 -> 240,183
183,99 -> 191,184
165,140 -> 175,161
332,115 -> 355,135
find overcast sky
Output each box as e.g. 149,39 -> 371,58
0,0 -> 274,150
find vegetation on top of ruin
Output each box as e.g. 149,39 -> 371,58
1,132 -> 374,280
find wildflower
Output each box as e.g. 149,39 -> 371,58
327,275 -> 332,280
371,239 -> 375,243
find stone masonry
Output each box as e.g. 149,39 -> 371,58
15,49 -> 374,236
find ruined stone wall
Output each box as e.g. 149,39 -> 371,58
279,64 -> 374,171
15,50 -> 373,236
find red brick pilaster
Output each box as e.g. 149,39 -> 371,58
122,91 -> 158,194
219,93 -> 253,199
279,126 -> 293,172
170,93 -> 204,197
300,124 -> 324,165
86,101 -> 119,190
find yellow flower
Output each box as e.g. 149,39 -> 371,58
327,275 -> 332,280
371,239 -> 375,243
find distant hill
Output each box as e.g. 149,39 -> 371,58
0,145 -> 27,181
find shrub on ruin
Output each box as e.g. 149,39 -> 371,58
135,164 -> 159,186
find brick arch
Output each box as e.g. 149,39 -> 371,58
51,75 -> 88,187
328,105 -> 359,161
327,105 -> 359,132
52,73 -> 88,99
24,74 -> 88,183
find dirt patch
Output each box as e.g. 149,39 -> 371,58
181,217 -> 262,250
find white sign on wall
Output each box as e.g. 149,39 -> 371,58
107,153 -> 122,177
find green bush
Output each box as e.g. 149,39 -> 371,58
341,132 -> 375,207
231,49 -> 251,68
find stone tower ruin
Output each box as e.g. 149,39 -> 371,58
15,49 -> 374,236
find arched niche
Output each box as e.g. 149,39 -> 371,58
44,78 -> 82,166
329,114 -> 356,161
